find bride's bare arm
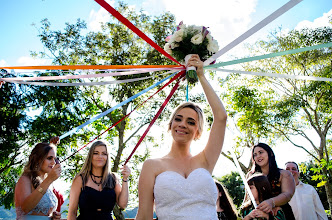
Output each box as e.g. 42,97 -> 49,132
135,159 -> 157,220
187,55 -> 227,172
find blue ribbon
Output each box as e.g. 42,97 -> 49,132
59,71 -> 178,140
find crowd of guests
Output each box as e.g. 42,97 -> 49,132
14,55 -> 328,220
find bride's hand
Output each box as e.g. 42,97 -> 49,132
187,54 -> 204,77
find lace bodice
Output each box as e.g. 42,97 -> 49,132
154,168 -> 218,220
16,188 -> 58,219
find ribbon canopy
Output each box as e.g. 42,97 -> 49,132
1,0 -> 331,169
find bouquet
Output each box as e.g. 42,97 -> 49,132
164,21 -> 219,84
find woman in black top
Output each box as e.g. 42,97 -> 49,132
67,140 -> 131,220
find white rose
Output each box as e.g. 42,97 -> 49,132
207,39 -> 219,53
170,42 -> 179,49
191,34 -> 203,45
164,43 -> 172,54
172,29 -> 184,42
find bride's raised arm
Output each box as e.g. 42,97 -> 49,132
187,54 -> 227,172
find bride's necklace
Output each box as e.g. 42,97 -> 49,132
91,173 -> 103,186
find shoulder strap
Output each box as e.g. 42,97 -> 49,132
80,174 -> 85,190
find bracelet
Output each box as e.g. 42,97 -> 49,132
122,179 -> 129,182
271,198 -> 275,208
37,186 -> 45,195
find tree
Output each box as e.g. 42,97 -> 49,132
216,171 -> 245,208
222,24 -> 332,212
299,161 -> 329,210
0,69 -> 32,209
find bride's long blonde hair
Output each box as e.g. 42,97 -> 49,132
78,141 -> 116,189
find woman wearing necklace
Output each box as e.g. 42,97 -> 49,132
67,140 -> 131,220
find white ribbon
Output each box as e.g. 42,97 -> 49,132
204,0 -> 303,66
0,67 -> 182,82
230,150 -> 258,208
210,68 -> 332,82
3,71 -> 177,86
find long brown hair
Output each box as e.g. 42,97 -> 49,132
215,181 -> 238,220
242,173 -> 272,209
77,140 -> 116,189
23,142 -> 56,189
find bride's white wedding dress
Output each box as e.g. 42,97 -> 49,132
154,168 -> 218,220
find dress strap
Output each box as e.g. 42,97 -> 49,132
80,174 -> 85,190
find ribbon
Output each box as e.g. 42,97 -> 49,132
60,70 -> 184,162
230,149 -> 257,208
209,68 -> 332,82
204,0 -> 303,65
3,71 -> 175,86
0,64 -> 181,70
0,67 -> 183,82
124,71 -> 185,165
94,0 -> 182,65
205,42 -> 332,69
59,70 -> 178,139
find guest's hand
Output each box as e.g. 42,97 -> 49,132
257,198 -> 273,214
250,209 -> 270,219
272,206 -> 281,216
52,211 -> 61,219
121,165 -> 131,182
47,164 -> 61,182
50,136 -> 60,146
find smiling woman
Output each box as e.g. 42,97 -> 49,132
248,143 -> 296,220
135,54 -> 227,220
67,140 -> 131,220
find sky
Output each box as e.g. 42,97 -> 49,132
1,0 -> 332,195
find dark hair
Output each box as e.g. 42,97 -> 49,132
285,161 -> 299,171
241,173 -> 273,215
252,143 -> 280,182
215,181 -> 238,220
23,142 -> 55,189
247,173 -> 272,203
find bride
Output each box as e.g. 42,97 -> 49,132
135,54 -> 227,220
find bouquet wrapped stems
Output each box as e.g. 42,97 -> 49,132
185,54 -> 198,84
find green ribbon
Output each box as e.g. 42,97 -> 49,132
205,42 -> 332,69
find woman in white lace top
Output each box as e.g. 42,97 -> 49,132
135,54 -> 227,220
15,137 -> 62,220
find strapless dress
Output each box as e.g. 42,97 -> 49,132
154,168 -> 218,220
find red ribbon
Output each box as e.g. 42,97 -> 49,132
124,71 -> 185,165
94,0 -> 182,66
53,188 -> 64,212
60,71 -> 184,163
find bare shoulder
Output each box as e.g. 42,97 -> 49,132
71,174 -> 83,188
16,175 -> 32,191
142,158 -> 162,170
17,175 -> 31,185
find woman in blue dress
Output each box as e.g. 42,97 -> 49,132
15,137 -> 62,220
67,140 -> 131,220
